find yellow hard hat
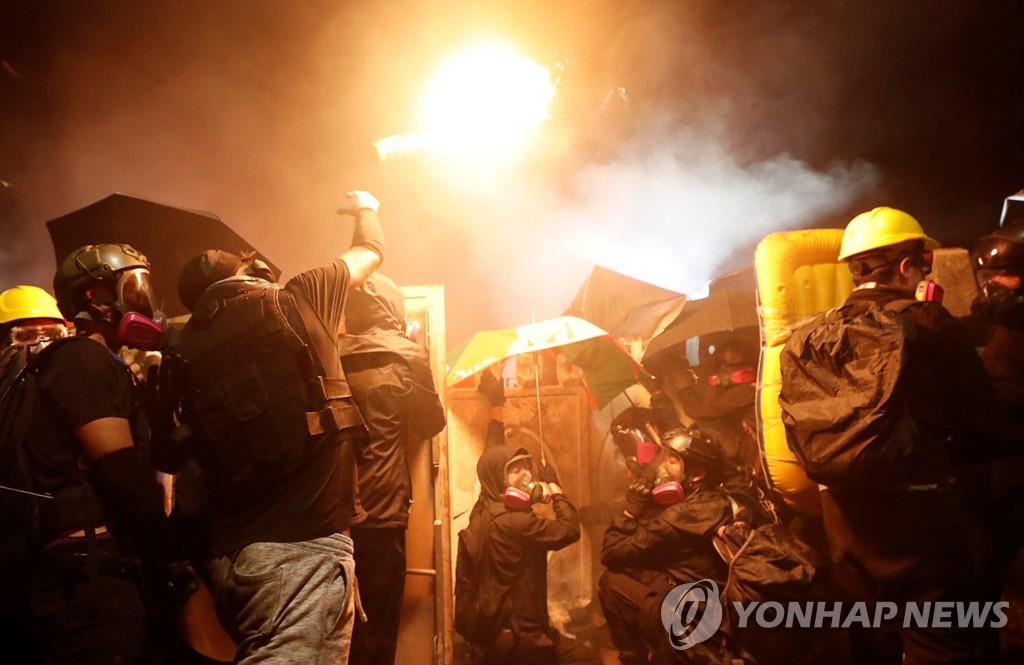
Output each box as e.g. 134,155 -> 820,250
838,206 -> 940,261
0,285 -> 65,325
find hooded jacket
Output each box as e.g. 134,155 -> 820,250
601,487 -> 733,589
340,273 -> 445,527
817,285 -> 998,602
460,444 -> 581,639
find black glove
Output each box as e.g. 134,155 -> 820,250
477,368 -> 505,407
624,481 -> 652,518
537,461 -> 560,485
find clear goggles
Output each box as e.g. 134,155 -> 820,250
8,322 -> 68,348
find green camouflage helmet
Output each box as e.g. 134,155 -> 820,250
53,243 -> 150,319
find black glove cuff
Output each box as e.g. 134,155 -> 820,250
88,446 -> 183,561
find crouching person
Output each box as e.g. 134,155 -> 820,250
599,429 -> 734,665
455,404 -> 598,665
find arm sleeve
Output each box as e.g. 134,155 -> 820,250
40,341 -> 131,426
507,495 -> 581,551
601,515 -> 674,568
285,258 -> 351,336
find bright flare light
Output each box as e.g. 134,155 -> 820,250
418,42 -> 554,165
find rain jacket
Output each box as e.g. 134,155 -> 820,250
982,302 -> 1024,448
460,444 -> 581,639
600,488 -> 732,590
340,275 -> 445,528
816,285 -> 998,602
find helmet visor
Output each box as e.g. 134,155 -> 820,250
117,269 -> 163,323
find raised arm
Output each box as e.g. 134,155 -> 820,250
336,190 -> 384,290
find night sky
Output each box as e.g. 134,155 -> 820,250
2,1 -> 1023,346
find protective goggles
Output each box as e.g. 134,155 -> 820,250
8,323 -> 68,348
851,247 -> 933,277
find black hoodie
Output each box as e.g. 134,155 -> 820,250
461,444 -> 581,638
340,273 -> 445,527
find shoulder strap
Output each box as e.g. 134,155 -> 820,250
883,298 -> 919,315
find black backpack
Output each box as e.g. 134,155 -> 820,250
713,490 -> 826,662
454,505 -> 506,645
0,339 -> 84,617
779,299 -> 919,488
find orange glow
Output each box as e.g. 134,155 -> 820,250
417,41 -> 554,166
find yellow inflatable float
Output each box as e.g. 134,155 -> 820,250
754,229 -> 854,516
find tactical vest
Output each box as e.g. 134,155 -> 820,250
175,277 -> 366,482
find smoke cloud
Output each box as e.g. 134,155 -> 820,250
1,1 -> 1022,346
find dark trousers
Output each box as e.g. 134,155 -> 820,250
475,629 -> 598,665
350,526 -> 407,665
598,569 -> 722,665
28,537 -> 156,664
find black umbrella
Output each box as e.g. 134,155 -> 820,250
47,193 -> 278,318
643,289 -> 758,362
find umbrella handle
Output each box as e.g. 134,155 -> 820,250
533,350 -> 545,466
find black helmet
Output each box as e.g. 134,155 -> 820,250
973,218 -> 1024,274
660,427 -> 726,479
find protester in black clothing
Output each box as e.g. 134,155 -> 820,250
26,243 -> 180,663
972,217 -> 1024,564
599,427 -> 734,665
455,372 -> 597,665
341,272 -> 446,665
673,330 -> 760,470
795,207 -> 1000,664
162,190 -> 384,663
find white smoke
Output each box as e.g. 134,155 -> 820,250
426,113 -> 880,339
554,121 -> 880,294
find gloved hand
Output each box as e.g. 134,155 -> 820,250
336,190 -> 380,216
624,481 -> 651,519
477,367 -> 505,407
537,461 -> 560,485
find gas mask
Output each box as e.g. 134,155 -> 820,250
648,448 -> 686,506
112,268 -> 165,350
611,423 -> 660,478
972,278 -> 1024,321
915,280 -> 944,304
502,453 -> 553,510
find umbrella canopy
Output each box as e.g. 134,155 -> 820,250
643,289 -> 758,362
565,265 -> 685,334
446,316 -> 649,408
47,193 -> 279,318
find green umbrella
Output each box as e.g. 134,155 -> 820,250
446,315 -> 648,409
